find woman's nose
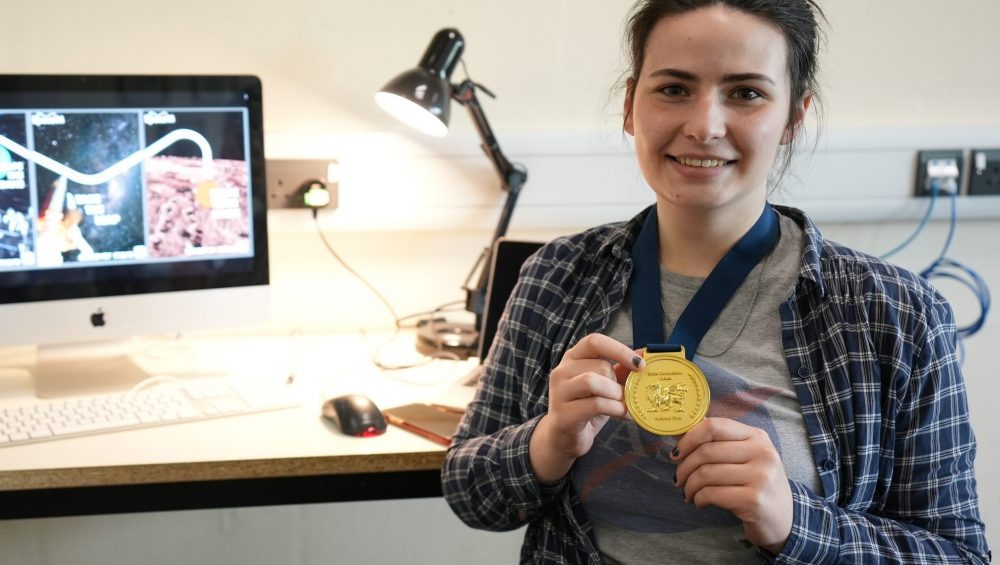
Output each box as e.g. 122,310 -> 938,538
682,95 -> 726,143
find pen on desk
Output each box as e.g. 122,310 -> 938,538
430,403 -> 465,415
383,413 -> 452,446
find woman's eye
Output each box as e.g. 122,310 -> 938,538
732,87 -> 763,101
660,84 -> 688,97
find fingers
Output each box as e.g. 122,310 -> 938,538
553,334 -> 643,393
672,418 -> 785,506
613,357 -> 641,385
560,334 -> 645,387
686,484 -> 752,511
564,334 -> 645,371
562,395 -> 628,420
673,417 -> 758,458
552,370 -> 624,404
678,462 -> 750,502
673,418 -> 774,479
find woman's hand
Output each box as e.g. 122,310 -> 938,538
529,334 -> 643,484
672,417 -> 794,554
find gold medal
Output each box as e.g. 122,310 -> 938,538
625,347 -> 710,436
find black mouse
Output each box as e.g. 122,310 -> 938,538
321,394 -> 387,437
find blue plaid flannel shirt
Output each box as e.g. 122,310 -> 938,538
442,205 -> 990,564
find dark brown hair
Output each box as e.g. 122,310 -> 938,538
622,0 -> 826,185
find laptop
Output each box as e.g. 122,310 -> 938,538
475,238 -> 546,362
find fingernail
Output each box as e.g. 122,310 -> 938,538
632,355 -> 643,369
671,447 -> 680,457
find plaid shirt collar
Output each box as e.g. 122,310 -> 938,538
607,203 -> 828,296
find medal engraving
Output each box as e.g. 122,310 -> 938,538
646,381 -> 688,412
625,348 -> 709,436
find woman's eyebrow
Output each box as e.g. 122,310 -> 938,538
648,68 -> 776,85
648,68 -> 697,81
722,72 -> 776,85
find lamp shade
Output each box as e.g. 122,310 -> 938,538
375,28 -> 465,138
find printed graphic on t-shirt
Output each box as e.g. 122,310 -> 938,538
573,358 -> 782,534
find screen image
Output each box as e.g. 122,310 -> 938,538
144,110 -> 250,259
1,107 -> 252,268
0,113 -> 31,262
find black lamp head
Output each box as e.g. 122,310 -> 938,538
375,28 -> 465,137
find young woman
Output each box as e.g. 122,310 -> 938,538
442,1 -> 990,563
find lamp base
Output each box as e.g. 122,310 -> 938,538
416,317 -> 478,360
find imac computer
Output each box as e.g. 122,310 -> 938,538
0,75 -> 269,397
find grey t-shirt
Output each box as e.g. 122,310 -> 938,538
572,214 -> 822,564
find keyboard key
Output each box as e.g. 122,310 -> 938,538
52,417 -> 141,436
29,428 -> 53,439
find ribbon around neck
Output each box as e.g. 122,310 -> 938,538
630,203 -> 780,360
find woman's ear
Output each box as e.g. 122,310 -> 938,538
624,79 -> 636,136
781,91 -> 813,145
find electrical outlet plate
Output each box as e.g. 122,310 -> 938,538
968,149 -> 1000,196
265,159 -> 339,209
914,150 -> 964,197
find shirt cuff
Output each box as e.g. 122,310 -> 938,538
500,413 -> 566,510
775,480 -> 839,564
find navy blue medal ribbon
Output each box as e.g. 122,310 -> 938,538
630,203 -> 780,359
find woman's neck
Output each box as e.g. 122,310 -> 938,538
656,197 -> 766,277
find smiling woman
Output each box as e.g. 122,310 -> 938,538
624,5 -> 804,276
441,1 -> 991,563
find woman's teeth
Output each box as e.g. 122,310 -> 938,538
676,157 -> 729,168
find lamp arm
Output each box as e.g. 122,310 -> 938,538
452,80 -> 524,194
452,80 -> 529,324
463,166 -> 526,320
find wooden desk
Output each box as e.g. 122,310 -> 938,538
0,333 -> 477,519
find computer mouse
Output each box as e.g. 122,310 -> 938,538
321,394 -> 387,437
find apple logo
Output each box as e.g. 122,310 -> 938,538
90,308 -> 106,328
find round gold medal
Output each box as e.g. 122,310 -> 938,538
625,347 -> 710,436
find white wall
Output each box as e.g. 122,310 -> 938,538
1,1 -> 998,563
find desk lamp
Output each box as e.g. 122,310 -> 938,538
376,28 -> 527,359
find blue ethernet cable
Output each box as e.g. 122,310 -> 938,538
880,178 -> 991,360
917,186 -> 991,338
880,181 -> 939,260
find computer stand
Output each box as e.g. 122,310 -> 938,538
33,339 -> 151,398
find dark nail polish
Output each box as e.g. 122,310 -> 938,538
672,473 -> 677,485
671,447 -> 680,457
632,355 -> 643,369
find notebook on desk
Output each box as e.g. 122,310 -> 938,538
467,238 -> 544,382
382,403 -> 465,446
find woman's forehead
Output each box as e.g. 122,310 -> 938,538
641,6 -> 789,83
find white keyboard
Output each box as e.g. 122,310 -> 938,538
0,377 -> 299,448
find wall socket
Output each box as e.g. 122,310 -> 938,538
968,149 -> 1000,196
914,149 -> 964,197
265,159 -> 339,209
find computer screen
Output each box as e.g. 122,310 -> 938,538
0,75 -> 269,397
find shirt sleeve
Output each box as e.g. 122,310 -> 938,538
441,254 -> 569,532
442,408 -> 566,532
777,288 -> 990,564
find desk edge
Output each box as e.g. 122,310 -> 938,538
0,451 -> 446,491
